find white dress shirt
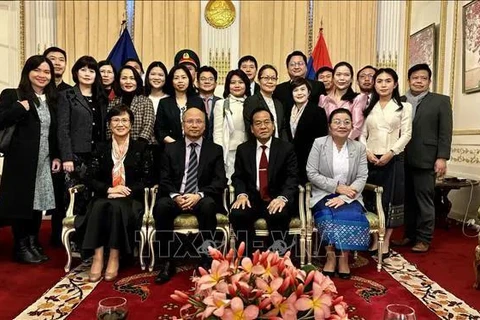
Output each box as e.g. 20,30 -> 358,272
256,138 -> 272,191
263,97 -> 279,138
360,100 -> 413,155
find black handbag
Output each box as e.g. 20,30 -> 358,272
387,154 -> 405,228
0,90 -> 21,154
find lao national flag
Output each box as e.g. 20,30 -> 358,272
306,29 -> 332,80
107,28 -> 139,71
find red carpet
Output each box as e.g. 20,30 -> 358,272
1,221 -> 479,319
393,224 -> 480,311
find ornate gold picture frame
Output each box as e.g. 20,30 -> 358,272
463,0 -> 480,94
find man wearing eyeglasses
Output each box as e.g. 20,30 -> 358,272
197,66 -> 221,140
230,107 -> 299,257
273,50 -> 326,119
152,107 -> 227,284
357,65 -> 377,107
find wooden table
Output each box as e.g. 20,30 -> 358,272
434,178 -> 479,229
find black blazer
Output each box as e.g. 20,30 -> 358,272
231,138 -> 299,206
154,95 -> 206,143
57,86 -> 107,161
206,95 -> 222,141
243,93 -> 288,141
57,81 -> 72,92
159,139 -> 227,200
87,139 -> 152,200
0,88 -> 58,220
253,82 -> 261,95
401,93 -> 452,169
273,79 -> 326,119
286,101 -> 329,184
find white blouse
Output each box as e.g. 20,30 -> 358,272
213,96 -> 247,153
360,100 -> 412,155
332,143 -> 349,185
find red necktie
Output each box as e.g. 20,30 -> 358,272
259,145 -> 270,201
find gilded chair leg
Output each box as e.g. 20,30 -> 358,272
353,251 -> 358,261
229,225 -> 236,255
306,230 -> 312,265
148,230 -> 156,272
62,228 -> 75,273
220,227 -> 229,256
377,237 -> 384,272
300,229 -> 306,267
139,227 -> 146,271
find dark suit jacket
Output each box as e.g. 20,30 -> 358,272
87,140 -> 152,200
286,101 -> 329,184
0,88 -> 58,220
253,82 -> 261,95
203,95 -> 221,141
273,79 -> 326,119
231,138 -> 299,206
57,86 -> 107,161
154,95 -> 206,143
401,92 -> 452,169
57,81 -> 72,92
159,139 -> 227,201
243,93 -> 288,141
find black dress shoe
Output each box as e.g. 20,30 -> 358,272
28,235 -> 49,261
338,271 -> 351,279
14,237 -> 43,264
322,270 -> 335,277
155,260 -> 176,284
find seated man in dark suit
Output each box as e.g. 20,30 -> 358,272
230,107 -> 299,256
153,107 -> 227,283
273,50 -> 326,118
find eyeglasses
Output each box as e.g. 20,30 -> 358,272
288,62 -> 305,68
184,119 -> 204,125
111,118 -> 131,125
199,77 -> 215,82
260,76 -> 278,82
253,120 -> 273,127
359,74 -> 374,80
331,119 -> 352,126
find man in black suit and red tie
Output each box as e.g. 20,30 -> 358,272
273,50 -> 326,117
153,107 -> 227,283
230,107 -> 299,256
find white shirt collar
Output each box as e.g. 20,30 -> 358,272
185,136 -> 203,147
256,137 -> 272,149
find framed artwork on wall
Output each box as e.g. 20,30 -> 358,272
463,0 -> 480,94
409,23 -> 436,90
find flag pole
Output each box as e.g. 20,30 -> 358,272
119,20 -> 127,36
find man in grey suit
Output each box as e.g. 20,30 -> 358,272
395,64 -> 452,252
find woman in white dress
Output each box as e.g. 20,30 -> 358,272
212,69 -> 251,183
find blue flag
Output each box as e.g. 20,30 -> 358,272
107,28 -> 139,71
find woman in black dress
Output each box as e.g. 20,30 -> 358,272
76,104 -> 151,282
0,55 -> 60,264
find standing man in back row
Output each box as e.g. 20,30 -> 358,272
273,50 -> 326,118
394,63 -> 452,253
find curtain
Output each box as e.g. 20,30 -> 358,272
240,1 -> 309,82
134,1 -> 201,70
56,0 -> 125,83
313,1 -> 377,76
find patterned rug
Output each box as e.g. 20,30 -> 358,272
382,250 -> 480,319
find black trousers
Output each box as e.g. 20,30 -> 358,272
404,164 -> 436,244
153,196 -> 217,260
229,201 -> 291,256
11,210 -> 43,240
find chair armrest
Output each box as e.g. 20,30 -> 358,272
365,183 -> 383,193
298,185 -> 306,230
305,183 -> 313,229
143,187 -> 149,217
222,187 -> 229,214
65,184 -> 85,218
365,183 -> 386,233
229,185 -> 235,206
148,185 -> 159,219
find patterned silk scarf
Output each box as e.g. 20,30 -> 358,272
112,136 -> 130,187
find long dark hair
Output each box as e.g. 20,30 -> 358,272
98,60 -> 117,87
333,61 -> 359,102
71,56 -> 107,105
18,55 -> 57,107
163,64 -> 196,97
364,68 -> 403,118
223,69 -> 251,98
144,61 -> 168,96
114,65 -> 144,96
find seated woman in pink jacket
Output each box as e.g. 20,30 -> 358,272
319,61 -> 367,140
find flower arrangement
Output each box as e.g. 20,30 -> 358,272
171,242 -> 348,320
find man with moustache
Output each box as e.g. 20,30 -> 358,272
356,65 -> 377,106
44,47 -> 71,91
238,55 -> 260,95
393,63 -> 452,253
273,50 -> 326,119
230,107 -> 299,256
153,107 -> 226,283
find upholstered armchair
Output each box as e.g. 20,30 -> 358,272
146,186 -> 230,272
304,183 -> 386,272
227,185 -> 307,266
61,185 -> 150,272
